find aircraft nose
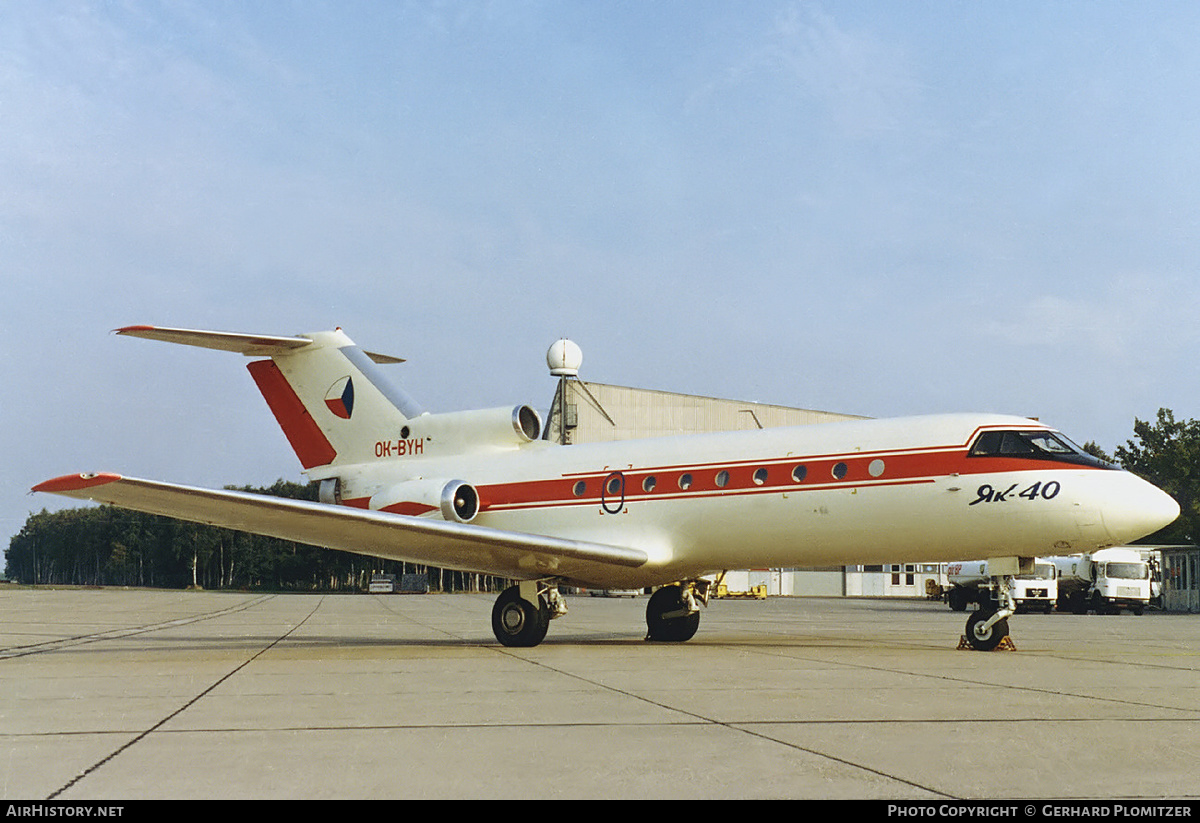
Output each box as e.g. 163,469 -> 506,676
1103,474 -> 1180,544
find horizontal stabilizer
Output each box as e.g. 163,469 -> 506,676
33,473 -> 649,582
116,325 -> 404,364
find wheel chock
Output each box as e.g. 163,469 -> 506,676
956,634 -> 1017,651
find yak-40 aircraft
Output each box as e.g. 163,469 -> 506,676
35,326 -> 1180,650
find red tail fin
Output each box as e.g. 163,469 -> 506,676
247,360 -> 338,469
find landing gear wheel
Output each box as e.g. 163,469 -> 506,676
645,584 -> 700,642
492,586 -> 550,648
965,610 -> 1009,652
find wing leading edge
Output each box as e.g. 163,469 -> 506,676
33,473 -> 648,583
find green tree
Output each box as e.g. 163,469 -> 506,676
1082,441 -> 1114,464
1115,408 -> 1199,544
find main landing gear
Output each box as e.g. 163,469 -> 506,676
491,581 -> 566,648
491,579 -> 713,647
645,580 -> 711,642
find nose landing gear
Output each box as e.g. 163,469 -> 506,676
965,608 -> 1011,651
961,560 -> 1022,651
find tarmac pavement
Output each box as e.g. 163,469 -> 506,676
1,588 -> 1197,800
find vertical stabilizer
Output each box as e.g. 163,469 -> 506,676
117,326 -> 419,473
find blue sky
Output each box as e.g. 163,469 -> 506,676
5,1 -> 1200,542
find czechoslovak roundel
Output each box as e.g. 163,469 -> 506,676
324,376 -> 354,419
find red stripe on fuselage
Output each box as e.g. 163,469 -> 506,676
473,444 -> 1108,514
330,423 -> 1108,517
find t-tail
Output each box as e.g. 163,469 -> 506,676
117,326 -> 422,473
115,326 -> 544,483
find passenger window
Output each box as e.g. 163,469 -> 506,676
792,465 -> 807,483
573,481 -> 586,497
642,476 -> 657,493
715,470 -> 730,488
679,473 -> 693,490
753,468 -> 768,486
832,462 -> 848,480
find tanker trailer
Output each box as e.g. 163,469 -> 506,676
1051,548 -> 1150,615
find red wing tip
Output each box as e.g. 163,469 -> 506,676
33,473 -> 123,494
114,325 -> 156,334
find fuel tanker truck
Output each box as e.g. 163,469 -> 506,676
1050,548 -> 1151,615
945,559 -> 1057,614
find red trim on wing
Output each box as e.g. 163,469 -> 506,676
247,360 -> 337,469
32,473 -> 123,494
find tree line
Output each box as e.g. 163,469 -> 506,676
1108,408 -> 1198,545
5,479 -> 510,592
7,408 -> 1198,590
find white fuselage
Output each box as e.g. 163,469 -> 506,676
329,413 -> 1178,590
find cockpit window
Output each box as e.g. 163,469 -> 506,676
969,429 -> 1114,468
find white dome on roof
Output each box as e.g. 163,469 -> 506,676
547,338 -> 583,377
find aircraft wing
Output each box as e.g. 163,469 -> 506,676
32,473 -> 648,583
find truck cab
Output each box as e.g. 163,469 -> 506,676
1052,548 -> 1151,615
946,559 -> 1057,613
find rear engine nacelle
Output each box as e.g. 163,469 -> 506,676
404,404 -> 542,456
369,478 -> 479,522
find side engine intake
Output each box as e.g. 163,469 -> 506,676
368,478 -> 479,522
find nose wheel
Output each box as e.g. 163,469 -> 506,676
964,609 -> 1010,651
961,568 -> 1017,651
